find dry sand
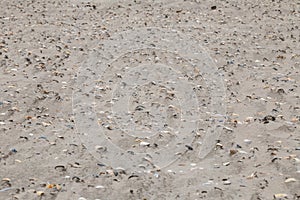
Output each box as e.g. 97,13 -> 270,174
0,0 -> 300,199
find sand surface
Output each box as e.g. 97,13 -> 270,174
1,0 -> 300,199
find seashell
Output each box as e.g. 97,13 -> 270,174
36,191 -> 44,196
274,193 -> 288,199
140,141 -> 150,147
2,178 -> 11,182
284,178 -> 297,183
54,165 -> 66,172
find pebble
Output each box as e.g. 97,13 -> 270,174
78,198 -> 87,200
10,148 -> 17,153
185,145 -> 193,151
95,185 -> 105,189
262,115 -> 276,123
211,6 -> 217,10
229,149 -> 238,156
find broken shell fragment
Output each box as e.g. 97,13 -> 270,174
274,193 -> 288,199
223,180 -> 231,185
284,178 -> 297,183
54,165 -> 66,172
140,141 -> 150,147
243,139 -> 252,145
247,172 -> 257,179
2,178 -> 11,182
56,184 -> 62,191
36,191 -> 45,196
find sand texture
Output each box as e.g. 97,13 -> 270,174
0,0 -> 300,199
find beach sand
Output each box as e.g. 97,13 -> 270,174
0,0 -> 300,199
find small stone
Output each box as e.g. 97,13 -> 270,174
95,185 -> 105,189
211,5 -> 217,10
10,148 -> 17,153
230,149 -> 238,156
46,184 -> 54,188
185,145 -> 193,151
78,198 -> 87,200
262,115 -> 276,123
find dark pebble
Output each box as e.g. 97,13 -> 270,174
262,115 -> 276,123
185,145 -> 193,151
10,148 -> 17,153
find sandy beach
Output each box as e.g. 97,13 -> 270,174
1,0 -> 300,199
